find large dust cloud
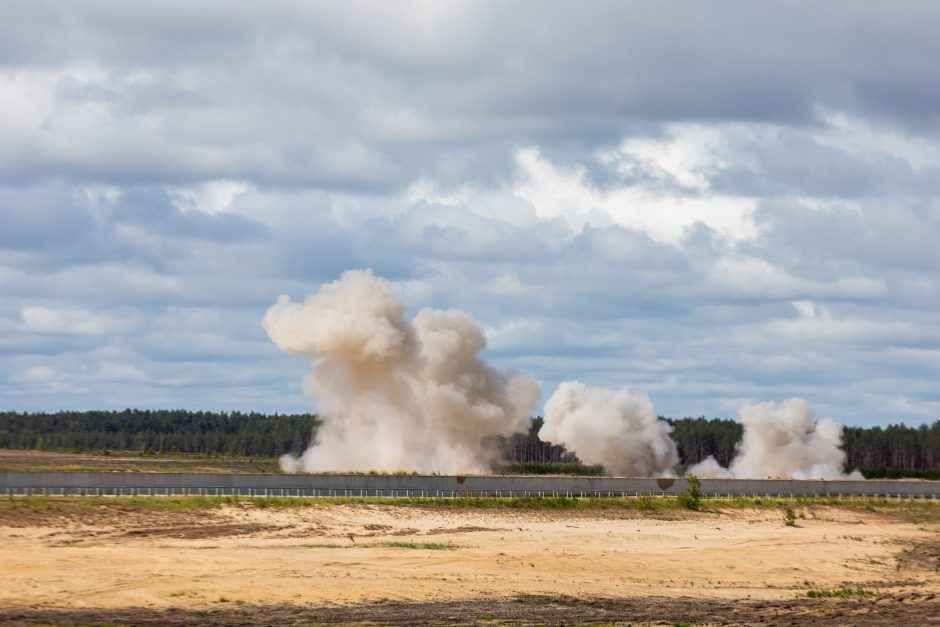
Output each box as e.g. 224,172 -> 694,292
263,269 -> 540,474
689,398 -> 863,479
265,270 -> 860,480
539,381 -> 679,477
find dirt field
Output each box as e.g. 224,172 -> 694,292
1,498 -> 938,625
0,448 -> 281,473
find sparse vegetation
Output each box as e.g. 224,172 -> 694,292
784,506 -> 796,526
156,541 -> 468,551
2,494 -> 938,523
678,475 -> 702,510
494,461 -> 605,476
805,587 -> 870,598
0,493 -> 684,514
371,541 -> 461,550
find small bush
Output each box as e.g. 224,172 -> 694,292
678,475 -> 702,511
784,506 -> 797,526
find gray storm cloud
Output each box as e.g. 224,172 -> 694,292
539,381 -> 680,477
263,269 -> 540,473
689,397 -> 863,479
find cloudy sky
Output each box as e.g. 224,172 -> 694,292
2,1 -> 940,427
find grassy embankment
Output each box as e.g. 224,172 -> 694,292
2,494 -> 938,522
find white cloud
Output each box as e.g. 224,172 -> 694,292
97,361 -> 147,383
2,4 -> 940,428
706,257 -> 887,300
885,395 -> 940,418
599,124 -> 730,191
17,366 -> 56,383
814,110 -> 940,172
169,179 -> 250,215
512,147 -> 759,244
738,301 -> 921,345
20,306 -> 135,335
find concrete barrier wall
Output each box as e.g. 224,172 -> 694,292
1,471 -> 938,498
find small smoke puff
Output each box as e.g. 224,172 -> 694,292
278,454 -> 301,473
689,397 -> 862,480
687,455 -> 733,478
540,381 -> 679,477
264,269 -> 540,474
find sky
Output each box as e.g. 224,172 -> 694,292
2,1 -> 940,427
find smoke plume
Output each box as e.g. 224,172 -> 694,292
539,381 -> 679,477
689,397 -> 863,479
263,269 -> 540,473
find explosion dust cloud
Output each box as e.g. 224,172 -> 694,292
265,270 -> 860,480
689,397 -> 863,480
539,381 -> 679,477
263,269 -> 540,474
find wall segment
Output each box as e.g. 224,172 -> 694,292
1,472 -> 938,498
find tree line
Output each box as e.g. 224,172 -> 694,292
666,416 -> 940,479
1,410 -> 937,476
0,410 -> 318,458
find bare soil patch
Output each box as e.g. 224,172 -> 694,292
1,594 -> 938,626
898,537 -> 940,573
1,500 -> 938,624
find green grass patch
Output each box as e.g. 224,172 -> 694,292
704,496 -> 940,523
0,493 -> 686,514
156,541 -> 468,551
381,495 -> 686,512
0,495 -> 264,512
2,494 -> 938,522
370,541 -> 462,550
493,461 -> 606,476
806,587 -> 870,598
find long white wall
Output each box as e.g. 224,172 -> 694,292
1,471 -> 938,498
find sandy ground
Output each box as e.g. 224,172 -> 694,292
1,501 -> 938,624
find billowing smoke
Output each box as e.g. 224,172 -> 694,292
689,397 -> 863,479
263,269 -> 540,474
263,270 -> 860,479
539,381 -> 679,477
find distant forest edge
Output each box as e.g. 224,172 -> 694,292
1,410 -> 938,479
